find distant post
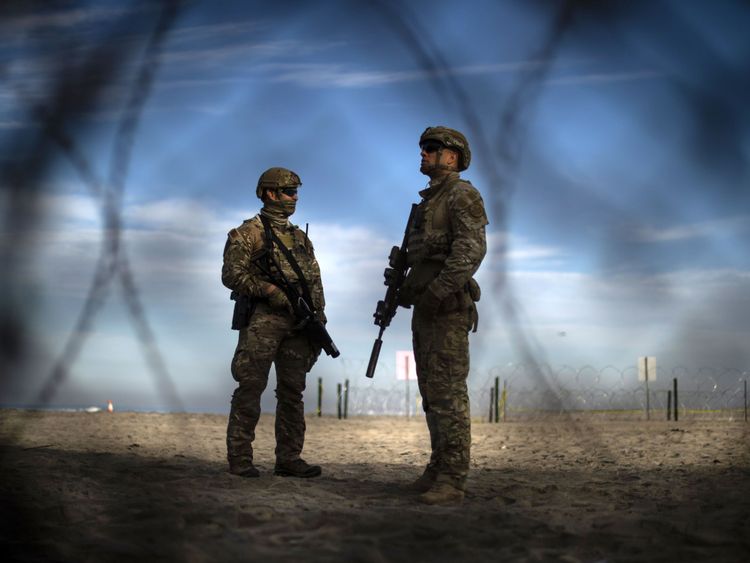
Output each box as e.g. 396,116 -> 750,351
673,377 -> 679,422
317,377 -> 323,417
337,383 -> 342,420
494,376 -> 500,423
396,351 -> 416,420
638,356 -> 656,421
488,386 -> 494,422
667,390 -> 672,421
405,364 -> 410,419
344,379 -> 349,419
502,379 -> 507,422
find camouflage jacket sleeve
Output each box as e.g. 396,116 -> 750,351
221,221 -> 270,297
428,183 -> 488,299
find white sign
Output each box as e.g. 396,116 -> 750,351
396,350 -> 418,381
638,356 -> 656,382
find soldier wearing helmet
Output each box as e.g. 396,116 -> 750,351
222,167 -> 326,479
399,126 -> 488,505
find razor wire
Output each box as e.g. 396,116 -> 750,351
333,365 -> 749,420
1,1 -> 185,411
1,1 -> 747,422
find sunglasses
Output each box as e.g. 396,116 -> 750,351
278,187 -> 298,197
420,141 -> 444,154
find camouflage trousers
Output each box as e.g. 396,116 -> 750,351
412,306 -> 473,490
227,303 -> 319,473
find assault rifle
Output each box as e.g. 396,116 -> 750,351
254,216 -> 340,358
365,203 -> 418,378
257,254 -> 340,358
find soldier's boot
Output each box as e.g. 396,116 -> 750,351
411,466 -> 438,493
228,460 -> 260,478
274,458 -> 322,478
418,482 -> 465,506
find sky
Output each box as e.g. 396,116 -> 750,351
1,0 -> 749,413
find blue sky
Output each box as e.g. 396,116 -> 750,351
1,0 -> 749,412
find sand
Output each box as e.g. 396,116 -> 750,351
1,409 -> 749,562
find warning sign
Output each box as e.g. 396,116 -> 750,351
638,356 -> 656,382
396,350 -> 418,381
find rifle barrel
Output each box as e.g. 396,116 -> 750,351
365,337 -> 383,378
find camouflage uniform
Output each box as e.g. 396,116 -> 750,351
222,169 -> 325,475
401,128 -> 488,493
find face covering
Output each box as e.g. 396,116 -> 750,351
262,198 -> 296,222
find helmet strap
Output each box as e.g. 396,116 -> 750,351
430,147 -> 455,176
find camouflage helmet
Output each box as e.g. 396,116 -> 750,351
255,167 -> 302,199
419,126 -> 471,171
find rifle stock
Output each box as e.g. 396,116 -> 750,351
292,295 -> 340,358
306,315 -> 340,358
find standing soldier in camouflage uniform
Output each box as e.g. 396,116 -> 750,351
399,127 -> 488,505
222,167 -> 326,478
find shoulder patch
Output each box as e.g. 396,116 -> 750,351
450,183 -> 488,230
469,202 -> 485,218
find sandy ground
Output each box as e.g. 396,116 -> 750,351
1,409 -> 749,562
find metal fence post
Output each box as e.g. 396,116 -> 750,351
502,379 -> 507,422
489,386 -> 494,423
667,389 -> 672,421
494,376 -> 500,423
317,377 -> 322,417
344,379 -> 349,419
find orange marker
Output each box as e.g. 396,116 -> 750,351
107,400 -> 114,413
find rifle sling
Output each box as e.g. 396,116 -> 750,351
259,214 -> 316,311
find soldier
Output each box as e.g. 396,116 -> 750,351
222,167 -> 326,479
399,126 -> 488,505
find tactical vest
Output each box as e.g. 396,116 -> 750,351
405,175 -> 463,286
240,216 -> 324,311
402,175 -> 483,318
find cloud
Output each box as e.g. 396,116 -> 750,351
124,198 -> 229,235
38,194 -> 101,224
486,231 -> 566,268
0,120 -> 36,130
631,215 -> 750,242
16,195 -> 750,406
261,59 -> 552,89
160,40 -> 315,67
547,70 -> 662,86
1,6 -> 136,33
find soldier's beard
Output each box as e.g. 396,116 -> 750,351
263,199 -> 296,219
421,161 -> 452,178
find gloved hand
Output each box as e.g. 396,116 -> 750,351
268,287 -> 293,315
396,286 -> 415,308
416,285 -> 442,318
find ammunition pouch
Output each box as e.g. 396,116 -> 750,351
437,277 -> 481,314
467,277 -> 481,302
433,278 -> 480,331
230,291 -> 256,330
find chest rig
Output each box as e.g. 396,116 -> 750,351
407,175 -> 461,267
255,216 -> 313,289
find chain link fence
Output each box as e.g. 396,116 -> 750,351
325,365 -> 749,421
